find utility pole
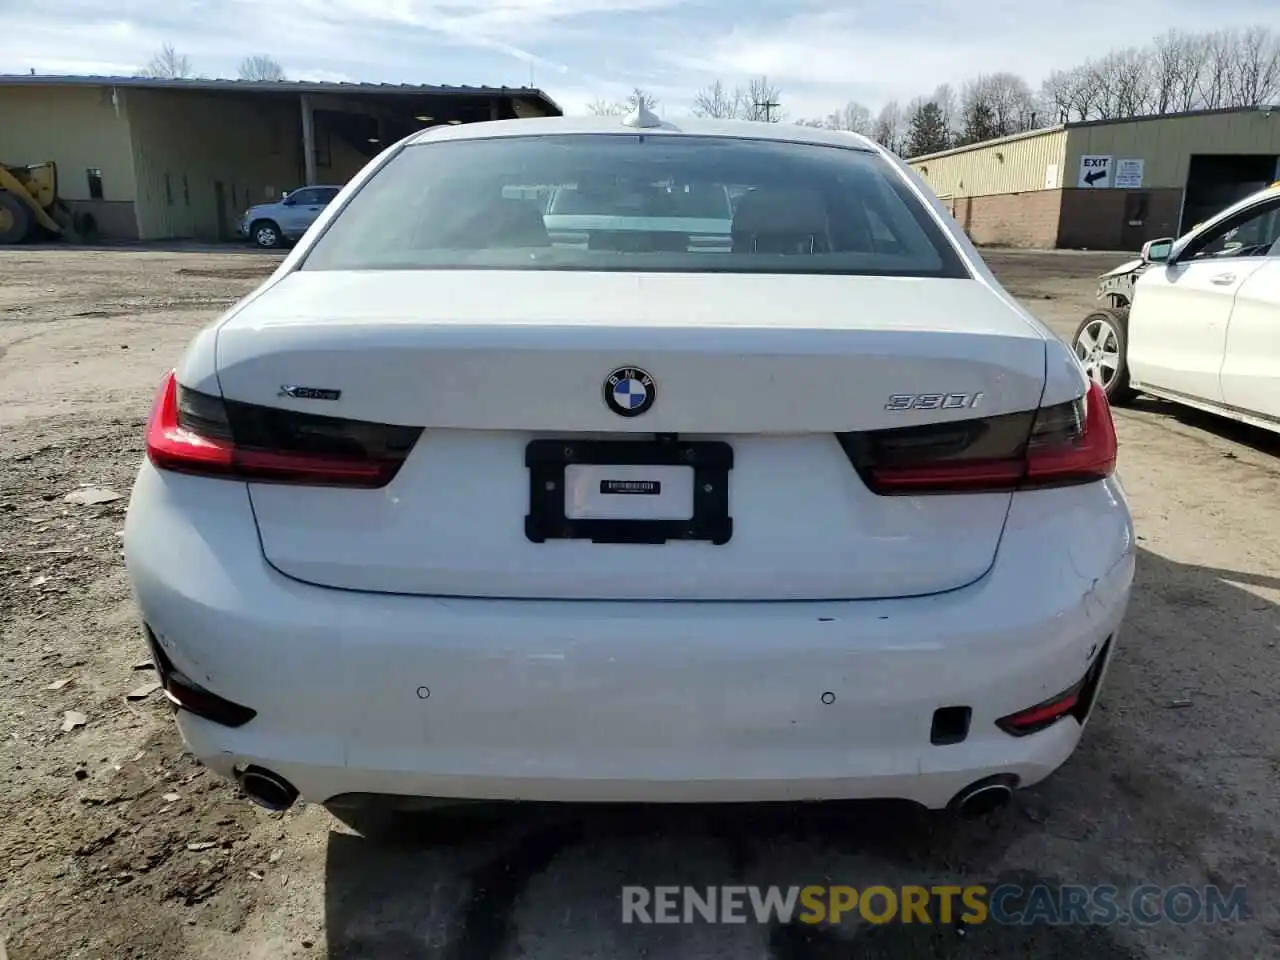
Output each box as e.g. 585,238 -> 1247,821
755,98 -> 780,122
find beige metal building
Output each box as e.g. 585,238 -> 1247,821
909,106 -> 1280,250
0,76 -> 561,241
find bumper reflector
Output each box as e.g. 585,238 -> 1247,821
995,638 -> 1111,737
145,627 -> 257,728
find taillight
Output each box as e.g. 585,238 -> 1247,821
996,638 -> 1111,736
838,380 -> 1117,495
994,682 -> 1083,736
144,370 -> 421,488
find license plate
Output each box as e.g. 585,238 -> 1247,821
524,439 -> 733,545
564,464 -> 694,521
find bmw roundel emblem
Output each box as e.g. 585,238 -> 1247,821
604,366 -> 655,417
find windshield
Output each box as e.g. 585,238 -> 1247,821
301,134 -> 968,278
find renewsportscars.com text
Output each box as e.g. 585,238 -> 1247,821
621,884 -> 1248,926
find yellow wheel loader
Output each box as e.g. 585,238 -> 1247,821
0,161 -> 96,244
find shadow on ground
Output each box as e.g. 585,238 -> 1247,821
1125,397 -> 1280,460
318,545 -> 1277,960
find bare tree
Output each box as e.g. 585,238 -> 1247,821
627,87 -> 659,112
589,88 -> 658,116
1040,65 -> 1106,122
142,43 -> 193,79
798,100 -> 874,132
742,76 -> 783,122
929,84 -> 961,140
832,22 -> 1279,138
1197,29 -> 1234,109
1080,60 -> 1119,120
872,101 -> 903,153
1040,69 -> 1075,122
587,97 -> 627,116
829,100 -> 873,134
1227,26 -> 1280,106
963,72 -> 1039,135
239,55 -> 287,82
1090,48 -> 1158,118
1150,30 -> 1207,113
692,80 -> 745,119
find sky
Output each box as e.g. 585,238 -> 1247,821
3,0 -> 1276,120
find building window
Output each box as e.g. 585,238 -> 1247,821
183,174 -> 190,207
164,173 -> 173,206
86,168 -> 104,200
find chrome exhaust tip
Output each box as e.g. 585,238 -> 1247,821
949,775 -> 1017,818
236,765 -> 299,812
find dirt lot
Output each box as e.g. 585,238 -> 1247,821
2,247 -> 1279,960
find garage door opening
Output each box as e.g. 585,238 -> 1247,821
1180,154 -> 1280,233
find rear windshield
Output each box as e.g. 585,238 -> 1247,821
301,134 -> 969,278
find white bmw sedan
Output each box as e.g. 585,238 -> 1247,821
123,109 -> 1135,827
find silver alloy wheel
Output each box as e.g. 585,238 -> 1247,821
254,225 -> 278,248
1074,316 -> 1121,389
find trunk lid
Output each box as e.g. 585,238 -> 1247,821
217,270 -> 1047,601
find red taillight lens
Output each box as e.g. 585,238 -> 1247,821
839,380 -> 1117,495
996,688 -> 1081,735
145,372 -> 237,475
995,639 -> 1111,736
145,371 -> 421,488
1023,380 -> 1117,487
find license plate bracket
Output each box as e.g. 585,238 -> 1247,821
525,439 -> 733,545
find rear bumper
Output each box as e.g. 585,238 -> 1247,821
124,462 -> 1135,809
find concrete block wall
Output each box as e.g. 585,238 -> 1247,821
939,187 -> 1184,250
941,190 -> 1062,248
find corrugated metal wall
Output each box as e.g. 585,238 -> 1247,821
126,89 -> 304,240
909,130 -> 1068,198
1064,112 -> 1280,189
0,85 -> 136,201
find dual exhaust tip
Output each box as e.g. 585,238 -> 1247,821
233,767 -> 1015,819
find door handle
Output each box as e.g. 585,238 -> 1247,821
1210,273 -> 1236,285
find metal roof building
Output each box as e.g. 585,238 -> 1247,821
0,75 -> 562,241
908,106 -> 1280,250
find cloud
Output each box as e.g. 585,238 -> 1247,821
0,0 -> 672,86
662,0 -> 1280,116
0,0 -> 1276,120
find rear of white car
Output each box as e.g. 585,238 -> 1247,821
124,116 -> 1134,818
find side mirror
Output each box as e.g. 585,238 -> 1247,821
281,196 -> 296,206
1141,238 -> 1174,264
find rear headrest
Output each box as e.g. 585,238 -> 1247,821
731,188 -> 828,236
486,198 -> 550,247
447,197 -> 549,248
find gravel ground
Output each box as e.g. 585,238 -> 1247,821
1,246 -> 1279,960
